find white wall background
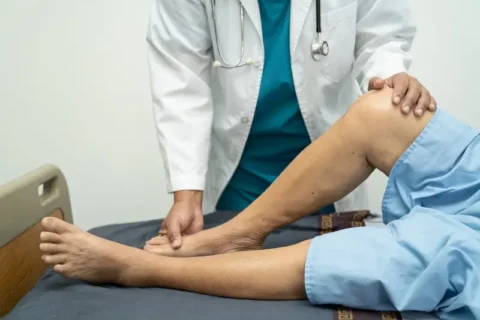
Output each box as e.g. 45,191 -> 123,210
1,0 -> 479,230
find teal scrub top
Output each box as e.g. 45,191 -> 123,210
217,0 -> 334,215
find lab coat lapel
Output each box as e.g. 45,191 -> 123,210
240,0 -> 262,39
290,0 -> 312,54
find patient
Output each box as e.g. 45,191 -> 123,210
39,87 -> 480,319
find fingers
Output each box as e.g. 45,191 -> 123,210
156,218 -> 182,249
413,88 -> 431,117
167,221 -> 183,249
400,78 -> 422,115
158,229 -> 168,237
185,217 -> 204,235
368,77 -> 385,91
429,96 -> 437,111
389,73 -> 437,117
392,73 -> 410,106
156,200 -> 204,249
384,76 -> 394,89
158,215 -> 168,234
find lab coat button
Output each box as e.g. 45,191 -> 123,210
241,117 -> 250,124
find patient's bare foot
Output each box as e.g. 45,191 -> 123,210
39,217 -> 135,284
144,223 -> 265,257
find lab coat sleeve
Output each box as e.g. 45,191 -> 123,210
146,0 -> 213,192
353,0 -> 417,93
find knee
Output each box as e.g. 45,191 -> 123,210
341,87 -> 436,174
345,87 -> 435,140
347,87 -> 403,126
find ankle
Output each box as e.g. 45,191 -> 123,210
111,255 -> 133,286
114,248 -> 154,287
223,217 -> 270,243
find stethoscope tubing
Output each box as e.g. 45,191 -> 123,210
212,0 -> 328,68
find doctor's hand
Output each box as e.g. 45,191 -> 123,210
368,73 -> 437,117
158,191 -> 204,249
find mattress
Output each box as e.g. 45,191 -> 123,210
4,210 -> 438,320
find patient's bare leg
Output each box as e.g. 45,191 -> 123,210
39,217 -> 309,300
144,87 -> 435,257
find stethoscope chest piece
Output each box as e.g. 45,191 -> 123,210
311,36 -> 329,61
311,0 -> 329,61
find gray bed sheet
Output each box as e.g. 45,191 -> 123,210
4,211 -> 437,320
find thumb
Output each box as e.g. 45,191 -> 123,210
167,220 -> 183,249
384,76 -> 394,88
368,77 -> 384,90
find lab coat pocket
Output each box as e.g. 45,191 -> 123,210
320,4 -> 357,83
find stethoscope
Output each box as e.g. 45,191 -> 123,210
211,0 -> 329,69
311,0 -> 330,60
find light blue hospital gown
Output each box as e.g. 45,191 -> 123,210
304,109 -> 480,319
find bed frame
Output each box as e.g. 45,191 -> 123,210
0,165 -> 73,317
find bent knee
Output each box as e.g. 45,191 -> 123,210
348,87 -> 434,126
344,87 -> 436,174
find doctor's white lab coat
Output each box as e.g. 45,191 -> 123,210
146,0 -> 416,213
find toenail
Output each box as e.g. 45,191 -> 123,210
42,217 -> 52,226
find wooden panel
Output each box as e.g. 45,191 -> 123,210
0,209 -> 64,317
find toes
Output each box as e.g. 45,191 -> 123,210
52,264 -> 68,274
41,217 -> 76,234
42,254 -> 67,265
41,217 -> 57,232
40,231 -> 62,243
143,244 -> 176,257
146,236 -> 170,246
39,243 -> 65,254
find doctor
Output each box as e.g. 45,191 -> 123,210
146,0 -> 436,249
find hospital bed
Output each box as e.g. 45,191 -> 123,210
0,165 -> 438,320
